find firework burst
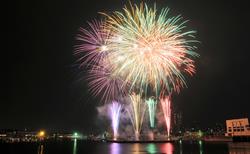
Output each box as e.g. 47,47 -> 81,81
75,20 -> 111,67
103,3 -> 199,96
75,3 -> 199,101
75,2 -> 199,139
87,64 -> 128,103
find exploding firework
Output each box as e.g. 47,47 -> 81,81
87,65 -> 128,102
75,20 -> 129,102
127,93 -> 147,140
75,2 -> 199,141
109,101 -> 123,140
75,20 -> 111,67
160,96 -> 172,137
75,3 -> 199,101
146,97 -> 157,128
103,3 -> 199,96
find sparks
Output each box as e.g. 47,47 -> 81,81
160,96 -> 172,137
127,93 -> 147,140
146,97 -> 157,128
109,101 -> 122,140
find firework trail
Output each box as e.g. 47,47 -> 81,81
146,98 -> 157,128
109,101 -> 123,140
160,96 -> 171,137
127,93 -> 147,140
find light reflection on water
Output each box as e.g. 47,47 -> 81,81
199,140 -> 203,154
73,139 -> 77,154
228,142 -> 250,154
34,141 -> 250,154
131,143 -> 140,154
146,143 -> 157,153
110,143 -> 121,154
37,144 -> 44,154
160,143 -> 174,154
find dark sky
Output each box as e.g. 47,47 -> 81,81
5,0 -> 250,133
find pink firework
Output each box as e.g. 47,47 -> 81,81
87,64 -> 128,103
160,96 -> 171,137
109,101 -> 122,140
75,20 -> 129,103
74,20 -> 111,67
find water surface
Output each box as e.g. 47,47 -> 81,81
3,140 -> 250,154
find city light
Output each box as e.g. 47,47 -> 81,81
38,130 -> 45,138
74,132 -> 78,137
73,132 -> 80,139
198,130 -> 203,137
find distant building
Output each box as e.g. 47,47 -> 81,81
172,112 -> 182,134
225,118 -> 250,141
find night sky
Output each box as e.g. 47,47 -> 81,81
5,0 -> 250,133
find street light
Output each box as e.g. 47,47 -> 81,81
37,130 -> 46,143
38,130 -> 45,139
73,132 -> 79,139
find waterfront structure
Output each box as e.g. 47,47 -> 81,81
225,118 -> 250,141
0,129 -> 85,143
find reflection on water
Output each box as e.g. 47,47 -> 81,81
131,143 -> 174,154
179,140 -> 183,154
110,143 -> 121,154
228,142 -> 250,154
33,140 -> 250,154
131,143 -> 141,154
37,144 -> 44,154
160,143 -> 174,154
146,143 -> 157,153
199,140 -> 203,154
73,139 -> 77,154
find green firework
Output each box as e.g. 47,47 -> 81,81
146,98 -> 157,128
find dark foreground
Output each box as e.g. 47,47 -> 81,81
1,140 -> 250,154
